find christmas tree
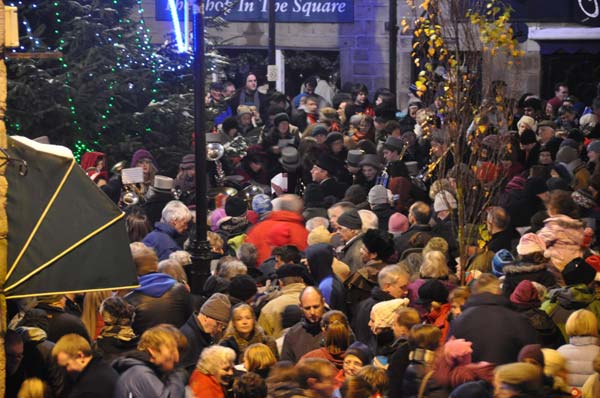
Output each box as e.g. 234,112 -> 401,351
6,0 -> 228,175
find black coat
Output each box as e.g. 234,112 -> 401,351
402,350 -> 449,398
448,292 -> 538,365
35,303 -> 90,343
501,263 -> 558,297
125,280 -> 192,336
388,337 -> 411,398
514,306 -> 565,349
179,313 -> 213,373
487,228 -> 520,253
67,356 -> 119,398
140,188 -> 175,226
371,204 -> 396,232
394,224 -> 433,257
351,287 -> 395,352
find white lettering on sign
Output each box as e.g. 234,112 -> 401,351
579,0 -> 599,18
292,0 -> 347,16
205,0 -> 233,12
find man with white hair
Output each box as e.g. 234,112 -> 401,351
142,200 -> 192,260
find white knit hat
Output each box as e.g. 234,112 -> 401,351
370,298 -> 409,329
433,190 -> 457,213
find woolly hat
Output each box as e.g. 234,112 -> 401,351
444,338 -> 473,366
337,208 -> 362,230
229,275 -> 258,302
556,146 -> 579,164
307,225 -> 333,245
519,129 -> 537,145
433,190 -> 457,212
492,249 -> 515,277
368,185 -> 389,206
517,233 -> 546,256
225,196 -> 247,217
325,132 -> 344,145
562,257 -> 596,285
345,341 -> 373,366
362,229 -> 394,260
370,298 -> 410,329
274,112 -> 290,126
200,293 -> 231,323
311,124 -> 329,137
518,115 -> 538,132
388,213 -> 409,234
252,194 -> 272,215
276,264 -> 306,279
131,148 -> 156,169
587,140 -> 600,154
417,279 -> 449,305
510,280 -> 540,308
518,344 -> 544,367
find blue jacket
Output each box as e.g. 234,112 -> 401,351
113,352 -> 187,398
142,223 -> 180,260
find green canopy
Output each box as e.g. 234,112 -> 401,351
3,136 -> 138,298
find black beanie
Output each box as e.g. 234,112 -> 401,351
229,275 -> 258,302
562,258 -> 596,286
337,208 -> 362,230
362,229 -> 394,259
225,196 -> 247,217
274,112 -> 290,126
281,304 -> 303,329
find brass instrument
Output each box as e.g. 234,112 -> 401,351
415,143 -> 454,184
398,142 -> 408,161
110,160 -> 127,175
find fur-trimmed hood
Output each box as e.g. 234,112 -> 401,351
502,262 -> 548,275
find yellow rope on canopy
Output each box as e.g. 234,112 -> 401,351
4,211 -> 124,293
5,157 -> 76,282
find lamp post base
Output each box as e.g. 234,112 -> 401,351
186,228 -> 212,295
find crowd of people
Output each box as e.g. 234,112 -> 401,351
8,74 -> 600,398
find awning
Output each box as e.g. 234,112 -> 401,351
537,40 -> 600,55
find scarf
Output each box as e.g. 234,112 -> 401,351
98,325 -> 137,342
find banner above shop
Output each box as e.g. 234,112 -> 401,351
506,0 -> 599,27
156,0 -> 354,23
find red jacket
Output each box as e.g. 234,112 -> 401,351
189,370 -> 224,398
245,210 -> 308,265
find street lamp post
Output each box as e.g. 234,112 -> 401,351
187,0 -> 212,295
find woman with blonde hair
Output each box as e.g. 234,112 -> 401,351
243,343 -> 277,378
557,309 -> 600,387
301,310 -> 352,369
17,378 -> 51,398
81,290 -> 112,340
219,303 -> 278,363
407,250 -> 457,316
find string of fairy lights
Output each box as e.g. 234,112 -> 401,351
7,0 -> 197,161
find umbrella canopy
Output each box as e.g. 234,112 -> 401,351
3,136 -> 138,299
